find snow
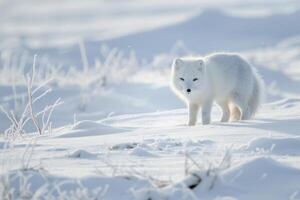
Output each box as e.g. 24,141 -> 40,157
3,157 -> 300,199
57,120 -> 130,138
244,137 -> 300,155
1,0 -> 300,199
221,158 -> 300,199
3,169 -> 154,200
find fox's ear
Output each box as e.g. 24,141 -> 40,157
174,58 -> 183,70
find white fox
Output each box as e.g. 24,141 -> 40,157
171,53 -> 264,126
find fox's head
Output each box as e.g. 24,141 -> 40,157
171,58 -> 207,100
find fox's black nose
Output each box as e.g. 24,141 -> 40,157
187,88 -> 191,93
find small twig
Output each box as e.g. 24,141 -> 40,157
79,40 -> 89,74
27,76 -> 41,135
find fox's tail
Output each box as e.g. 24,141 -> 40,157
247,71 -> 264,118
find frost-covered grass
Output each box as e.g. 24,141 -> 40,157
0,44 -> 150,132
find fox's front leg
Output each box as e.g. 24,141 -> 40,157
202,100 -> 212,125
188,103 -> 199,126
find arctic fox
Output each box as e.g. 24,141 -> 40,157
171,53 -> 264,126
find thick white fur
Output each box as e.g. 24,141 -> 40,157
171,52 -> 264,126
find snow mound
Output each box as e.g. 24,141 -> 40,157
72,120 -> 109,130
69,149 -> 98,159
244,137 -> 300,155
269,98 -> 300,108
102,109 -> 186,128
222,157 -> 300,199
3,169 -> 154,200
110,142 -> 138,150
56,120 -> 130,138
4,158 -> 299,200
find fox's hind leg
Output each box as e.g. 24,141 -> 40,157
229,104 -> 241,121
217,101 -> 230,122
230,92 -> 251,120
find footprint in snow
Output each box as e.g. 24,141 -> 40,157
68,149 -> 98,159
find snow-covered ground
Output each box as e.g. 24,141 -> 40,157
1,0 -> 300,199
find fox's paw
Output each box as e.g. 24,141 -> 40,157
202,119 -> 211,125
187,121 -> 196,126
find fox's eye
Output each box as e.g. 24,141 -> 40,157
193,78 -> 198,81
180,78 -> 184,81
